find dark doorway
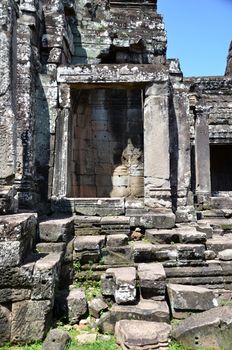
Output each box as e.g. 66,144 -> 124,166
68,88 -> 144,198
210,144 -> 232,192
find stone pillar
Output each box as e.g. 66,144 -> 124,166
52,108 -> 70,198
195,105 -> 211,204
171,89 -> 196,222
144,80 -> 172,209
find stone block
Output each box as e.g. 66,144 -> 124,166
0,305 -> 11,345
0,262 -> 34,288
39,216 -> 74,242
98,300 -> 170,334
42,328 -> 71,350
133,242 -> 205,263
31,253 -> 62,300
115,320 -> 171,350
167,283 -> 218,317
218,249 -> 232,261
106,234 -> 128,247
0,186 -> 17,214
0,288 -> 31,303
76,333 -> 97,345
88,297 -> 108,318
74,235 -> 106,252
74,198 -> 125,216
173,306 -> 232,350
36,242 -> 66,255
56,288 -> 87,325
11,300 -> 52,343
129,211 -> 175,229
0,213 -> 37,266
207,236 -> 232,254
138,263 -> 166,299
145,228 -> 206,244
101,267 -> 136,304
101,246 -> 133,265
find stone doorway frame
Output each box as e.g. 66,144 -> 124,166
52,64 -> 172,210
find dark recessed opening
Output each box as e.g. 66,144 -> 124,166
68,88 -> 144,198
210,144 -> 232,192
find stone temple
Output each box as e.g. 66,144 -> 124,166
1,0 -> 232,347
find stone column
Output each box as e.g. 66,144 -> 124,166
195,104 -> 211,204
171,89 -> 196,222
52,84 -> 71,197
144,80 -> 172,209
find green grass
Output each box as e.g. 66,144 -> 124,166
0,343 -> 41,350
68,337 -> 120,350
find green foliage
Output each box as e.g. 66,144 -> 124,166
168,341 -> 225,350
0,342 -> 41,350
73,259 -> 101,301
68,337 -> 120,350
169,342 -> 185,350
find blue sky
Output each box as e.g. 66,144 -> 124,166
158,0 -> 232,77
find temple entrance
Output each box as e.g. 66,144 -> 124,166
210,144 -> 232,194
67,88 -> 144,198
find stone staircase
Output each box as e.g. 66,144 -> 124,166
33,210 -> 232,348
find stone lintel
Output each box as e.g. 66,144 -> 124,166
57,64 -> 169,84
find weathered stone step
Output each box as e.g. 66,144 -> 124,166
145,227 -> 206,244
39,216 -> 74,243
129,210 -> 175,229
74,215 -> 130,236
198,218 -> 232,233
133,241 -> 205,263
206,234 -> 232,254
74,198 -> 125,216
73,234 -> 130,265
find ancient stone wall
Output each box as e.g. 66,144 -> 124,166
1,0 -> 232,346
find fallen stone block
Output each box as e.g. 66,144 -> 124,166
173,306 -> 232,350
76,333 -> 97,345
138,263 -> 166,299
88,297 -> 108,318
167,283 -> 218,318
98,299 -> 170,333
67,288 -> 88,324
115,320 -> 171,350
39,216 -> 74,242
42,328 -> 71,350
56,288 -> 87,324
101,267 -> 136,304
